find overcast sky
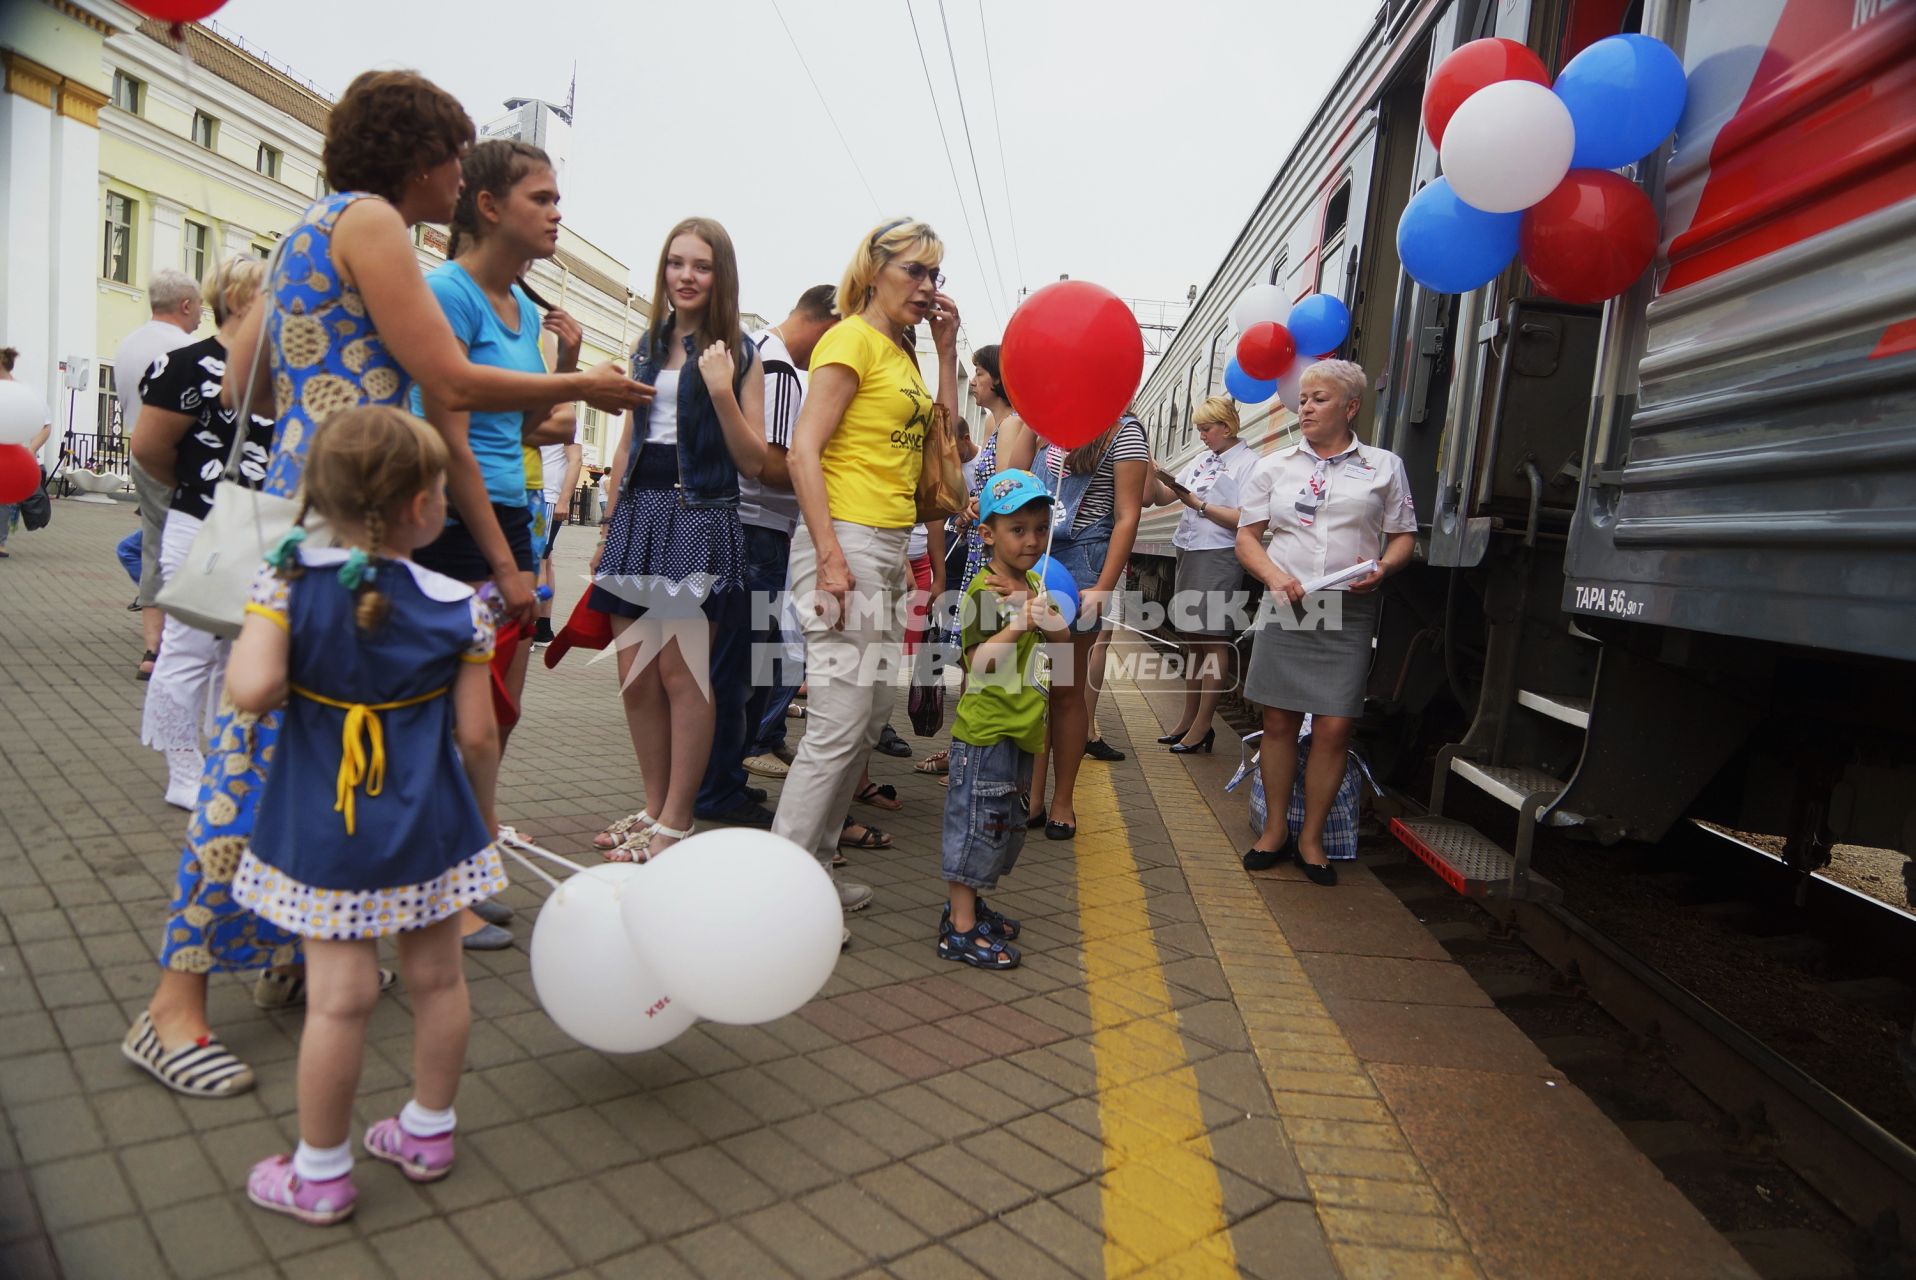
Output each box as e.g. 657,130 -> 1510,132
214,0 -> 1377,341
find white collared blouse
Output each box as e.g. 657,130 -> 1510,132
1173,440 -> 1259,552
1237,438 -> 1418,586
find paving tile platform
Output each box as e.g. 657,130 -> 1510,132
0,499 -> 1754,1278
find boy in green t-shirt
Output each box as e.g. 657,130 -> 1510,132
939,469 -> 1070,970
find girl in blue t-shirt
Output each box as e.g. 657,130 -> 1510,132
415,139 -> 586,749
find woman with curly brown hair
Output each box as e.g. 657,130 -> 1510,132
121,70 -> 648,1101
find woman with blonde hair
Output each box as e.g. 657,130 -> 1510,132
1144,394 -> 1259,752
587,216 -> 766,861
1236,359 -> 1416,884
771,218 -> 962,915
132,254 -> 275,808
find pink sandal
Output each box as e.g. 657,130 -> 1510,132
363,1116 -> 456,1183
246,1155 -> 356,1226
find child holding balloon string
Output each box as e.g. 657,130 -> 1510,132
940,468 -> 1071,969
225,406 -> 504,1225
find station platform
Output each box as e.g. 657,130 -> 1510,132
0,500 -> 1756,1278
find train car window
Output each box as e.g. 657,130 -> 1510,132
1319,179 -> 1353,300
1206,325 -> 1232,400
1269,250 -> 1288,286
1183,361 -> 1203,444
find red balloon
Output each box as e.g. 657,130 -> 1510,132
127,0 -> 227,20
0,445 -> 38,503
1236,322 -> 1297,380
1423,38 -> 1550,148
1520,170 -> 1659,304
1000,280 -> 1144,449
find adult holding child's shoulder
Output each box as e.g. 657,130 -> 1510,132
773,218 -> 961,919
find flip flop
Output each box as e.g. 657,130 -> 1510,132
913,750 -> 950,776
854,782 -> 902,812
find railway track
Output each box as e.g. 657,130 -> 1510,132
1379,791 -> 1916,1273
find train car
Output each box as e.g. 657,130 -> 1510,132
1134,0 -> 1916,896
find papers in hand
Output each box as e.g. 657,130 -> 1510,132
1300,559 -> 1378,594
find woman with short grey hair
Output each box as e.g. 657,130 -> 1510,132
1234,359 -> 1416,884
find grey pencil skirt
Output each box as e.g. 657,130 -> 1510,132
1242,590 -> 1380,718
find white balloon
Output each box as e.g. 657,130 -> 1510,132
530,863 -> 696,1053
1439,81 -> 1576,214
0,381 -> 48,447
1277,357 -> 1321,413
620,829 -> 842,1025
1231,283 -> 1292,335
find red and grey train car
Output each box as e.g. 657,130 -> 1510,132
1131,0 -> 1916,892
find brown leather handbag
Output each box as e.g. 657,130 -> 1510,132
915,403 -> 965,523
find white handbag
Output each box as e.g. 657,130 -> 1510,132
156,240 -> 332,638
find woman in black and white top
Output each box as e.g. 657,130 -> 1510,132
131,255 -> 275,809
1023,413 -> 1150,839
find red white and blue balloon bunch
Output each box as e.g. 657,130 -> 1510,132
1223,286 -> 1351,410
1397,34 -> 1686,303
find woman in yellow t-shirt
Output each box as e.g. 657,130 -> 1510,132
771,218 -> 962,915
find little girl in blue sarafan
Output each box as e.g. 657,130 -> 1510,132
226,405 -> 504,1225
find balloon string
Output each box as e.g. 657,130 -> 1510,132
496,829 -> 591,894
499,843 -> 565,894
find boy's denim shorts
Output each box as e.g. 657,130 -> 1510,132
941,738 -> 1033,890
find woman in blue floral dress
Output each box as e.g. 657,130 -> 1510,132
122,70 -> 646,1099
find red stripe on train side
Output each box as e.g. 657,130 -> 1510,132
1869,318 -> 1916,361
1662,0 -> 1916,294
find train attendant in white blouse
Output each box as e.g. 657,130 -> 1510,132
1234,359 -> 1416,885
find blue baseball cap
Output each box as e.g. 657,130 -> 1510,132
978,468 -> 1057,521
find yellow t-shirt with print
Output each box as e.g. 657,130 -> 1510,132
522,444 -> 542,491
813,315 -> 931,529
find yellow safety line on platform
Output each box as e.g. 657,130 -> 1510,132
1110,681 -> 1484,1279
1075,758 -> 1238,1277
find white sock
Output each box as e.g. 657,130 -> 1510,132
293,1139 -> 352,1183
401,1099 -> 456,1137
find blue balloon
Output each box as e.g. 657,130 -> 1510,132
1288,294 -> 1351,356
1032,554 -> 1080,624
1223,358 -> 1278,405
1554,34 -> 1687,170
1396,177 -> 1521,294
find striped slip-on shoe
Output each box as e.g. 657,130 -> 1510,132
122,1011 -> 255,1098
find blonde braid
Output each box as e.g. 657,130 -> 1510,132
354,507 -> 391,632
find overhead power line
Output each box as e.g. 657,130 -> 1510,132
936,0 -> 1011,315
905,0 -> 1004,336
977,1 -> 1026,299
769,0 -> 882,214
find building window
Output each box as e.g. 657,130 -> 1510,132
182,220 -> 209,282
252,242 -> 273,260
582,406 -> 604,449
191,111 -> 217,149
98,365 -> 119,438
256,143 -> 281,179
111,71 -> 143,114
102,192 -> 134,283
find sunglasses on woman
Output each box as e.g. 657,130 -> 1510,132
896,262 -> 946,288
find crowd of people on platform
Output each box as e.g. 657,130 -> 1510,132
66,67 -> 1417,1225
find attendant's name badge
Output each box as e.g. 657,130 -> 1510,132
1347,462 -> 1376,480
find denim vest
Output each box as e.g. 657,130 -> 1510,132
629,326 -> 757,508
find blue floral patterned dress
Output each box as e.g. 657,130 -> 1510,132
158,192 -> 413,973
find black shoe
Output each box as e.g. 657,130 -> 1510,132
697,798 -> 775,829
1027,810 -> 1048,830
1084,738 -> 1126,762
1045,819 -> 1076,841
1169,729 -> 1216,755
532,620 -> 556,645
744,785 -> 768,804
875,725 -> 912,758
1301,859 -> 1338,886
1155,729 -> 1190,744
1241,837 -> 1298,871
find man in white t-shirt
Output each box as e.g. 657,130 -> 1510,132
115,270 -> 201,676
531,437 -> 583,646
697,285 -> 839,819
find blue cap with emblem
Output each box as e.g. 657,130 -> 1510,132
978,468 -> 1058,521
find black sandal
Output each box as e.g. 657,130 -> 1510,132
839,817 -> 893,850
937,922 -> 1021,969
942,899 -> 1020,941
854,782 -> 902,811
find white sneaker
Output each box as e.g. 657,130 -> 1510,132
837,879 -> 874,912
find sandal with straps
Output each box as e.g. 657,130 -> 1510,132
854,782 -> 902,812
839,817 -> 892,850
914,750 -> 950,776
941,899 -> 1020,941
594,810 -> 656,852
609,819 -> 693,864
938,921 -> 1021,970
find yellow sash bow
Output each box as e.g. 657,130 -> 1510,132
292,684 -> 449,835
